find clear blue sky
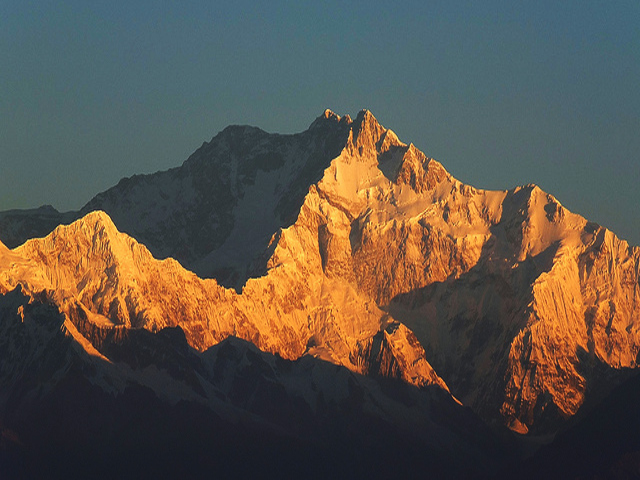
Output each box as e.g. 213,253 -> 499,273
2,1 -> 639,244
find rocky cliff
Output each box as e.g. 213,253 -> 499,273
0,210 -> 448,394
1,109 -> 639,437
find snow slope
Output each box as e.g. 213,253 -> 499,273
77,110 -> 354,288
262,109 -> 640,433
0,287 -> 503,479
0,210 -> 448,393
1,109 -> 639,436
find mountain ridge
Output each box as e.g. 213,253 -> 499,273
0,285 -> 502,479
1,109 -> 639,441
1,207 -> 451,396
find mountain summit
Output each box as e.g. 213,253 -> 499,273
1,110 -> 640,476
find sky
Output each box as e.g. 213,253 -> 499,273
2,1 -> 639,244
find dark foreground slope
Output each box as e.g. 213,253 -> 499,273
2,109 -> 639,465
0,286 -> 506,480
496,370 -> 640,480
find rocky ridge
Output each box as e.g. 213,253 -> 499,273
1,109 -> 639,437
0,286 -> 500,479
0,210 -> 447,393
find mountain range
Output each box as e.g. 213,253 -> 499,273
1,109 -> 638,478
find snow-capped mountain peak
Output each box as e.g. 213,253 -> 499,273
1,109 -> 639,439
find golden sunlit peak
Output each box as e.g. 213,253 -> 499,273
353,109 -> 383,131
322,108 -> 339,120
309,108 -> 347,129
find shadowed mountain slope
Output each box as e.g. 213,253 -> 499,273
0,286 -> 505,480
1,109 -> 639,439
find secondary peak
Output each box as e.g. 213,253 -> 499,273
349,109 -> 386,151
322,108 -> 339,120
309,108 -> 346,130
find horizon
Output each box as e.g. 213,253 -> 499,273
2,1 -> 638,244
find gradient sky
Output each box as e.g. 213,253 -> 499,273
2,1 -> 639,244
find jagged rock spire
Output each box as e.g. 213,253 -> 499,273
308,108 -> 352,130
347,109 -> 387,153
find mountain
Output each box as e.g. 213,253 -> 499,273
383,182 -> 640,433
1,109 -> 640,475
498,369 -> 640,479
0,110 -> 354,289
0,282 -> 503,479
269,110 -> 640,435
0,209 -> 446,390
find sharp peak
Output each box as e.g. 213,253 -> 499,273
355,109 -> 388,134
346,109 -> 390,152
355,108 -> 375,121
18,210 -> 128,255
512,183 -> 550,198
309,108 -> 353,130
44,210 -> 147,260
353,109 -> 383,129
321,108 -> 340,121
79,210 -> 117,228
315,108 -> 379,124
313,107 -> 383,124
48,210 -> 122,241
506,184 -> 568,212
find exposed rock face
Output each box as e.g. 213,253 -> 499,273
80,112 -> 354,288
0,112 -> 353,289
0,287 -> 503,480
1,109 -> 639,437
253,110 -> 640,433
0,210 -> 447,394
